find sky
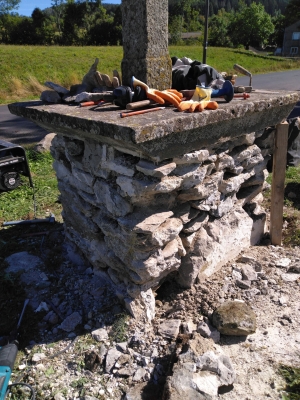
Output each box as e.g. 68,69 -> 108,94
17,0 -> 121,17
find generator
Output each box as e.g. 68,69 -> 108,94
0,140 -> 33,192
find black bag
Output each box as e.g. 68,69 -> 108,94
172,60 -> 223,91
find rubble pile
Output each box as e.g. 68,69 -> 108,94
4,238 -> 300,399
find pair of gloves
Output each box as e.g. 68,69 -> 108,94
132,77 -> 218,112
177,86 -> 218,112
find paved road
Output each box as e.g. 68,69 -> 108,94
0,103 -> 49,145
1,69 -> 299,145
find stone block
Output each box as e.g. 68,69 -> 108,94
94,179 -> 132,217
173,149 -> 210,164
136,159 -> 176,177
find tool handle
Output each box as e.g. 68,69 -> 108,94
233,64 -> 252,77
120,107 -> 165,118
126,100 -> 154,110
80,100 -> 105,107
0,344 -> 16,399
0,344 -> 18,371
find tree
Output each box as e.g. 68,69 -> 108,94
270,10 -> 285,46
209,9 -> 233,47
229,2 -> 274,48
51,0 -> 65,35
0,0 -> 20,14
284,0 -> 300,26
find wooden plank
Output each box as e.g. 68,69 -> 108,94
270,121 -> 289,245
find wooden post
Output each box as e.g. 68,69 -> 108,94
270,121 -> 289,245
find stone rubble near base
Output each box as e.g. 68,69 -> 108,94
4,241 -> 300,399
50,128 -> 272,319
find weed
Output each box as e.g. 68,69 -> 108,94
279,365 -> 300,399
45,366 -> 55,377
109,313 -> 129,343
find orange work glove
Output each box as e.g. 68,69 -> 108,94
177,85 -> 218,112
132,77 -> 182,108
178,100 -> 218,112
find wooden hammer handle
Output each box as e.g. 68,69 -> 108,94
126,100 -> 155,110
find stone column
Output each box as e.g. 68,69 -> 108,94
121,0 -> 172,90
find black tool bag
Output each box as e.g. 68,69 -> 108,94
172,60 -> 223,91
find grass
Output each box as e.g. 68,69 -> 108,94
279,365 -> 300,399
0,44 -> 300,104
0,149 -> 62,224
265,165 -> 300,247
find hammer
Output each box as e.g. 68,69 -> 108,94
233,64 -> 252,88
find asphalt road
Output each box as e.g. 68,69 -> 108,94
1,69 -> 299,145
0,103 -> 49,145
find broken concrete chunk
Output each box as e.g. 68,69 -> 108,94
105,348 -> 122,373
91,328 -> 109,342
241,264 -> 258,281
197,321 -> 220,343
212,300 -> 256,335
158,319 -> 181,340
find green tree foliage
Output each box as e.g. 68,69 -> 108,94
284,0 -> 300,26
0,0 -> 20,14
229,2 -> 274,48
209,9 -> 233,47
270,10 -> 285,46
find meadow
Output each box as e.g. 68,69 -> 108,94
1,44 -> 300,104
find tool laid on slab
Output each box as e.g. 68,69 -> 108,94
233,64 -> 252,91
80,100 -> 106,107
120,107 -> 165,118
126,100 -> 155,110
131,76 -> 182,107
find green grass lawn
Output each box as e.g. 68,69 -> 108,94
1,44 -> 300,104
0,150 -> 62,225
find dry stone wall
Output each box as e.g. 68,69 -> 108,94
50,127 -> 273,320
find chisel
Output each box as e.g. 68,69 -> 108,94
120,107 -> 165,118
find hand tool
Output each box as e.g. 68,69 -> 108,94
210,80 -> 234,102
126,100 -> 156,110
80,100 -> 105,107
214,93 -> 250,100
233,64 -> 252,88
2,213 -> 55,226
234,86 -> 245,93
131,77 -> 182,107
0,300 -> 35,400
120,107 -> 165,118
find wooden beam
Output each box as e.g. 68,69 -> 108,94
270,121 -> 289,245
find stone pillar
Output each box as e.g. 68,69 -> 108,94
121,0 -> 172,90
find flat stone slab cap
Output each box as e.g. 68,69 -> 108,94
9,90 -> 299,162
